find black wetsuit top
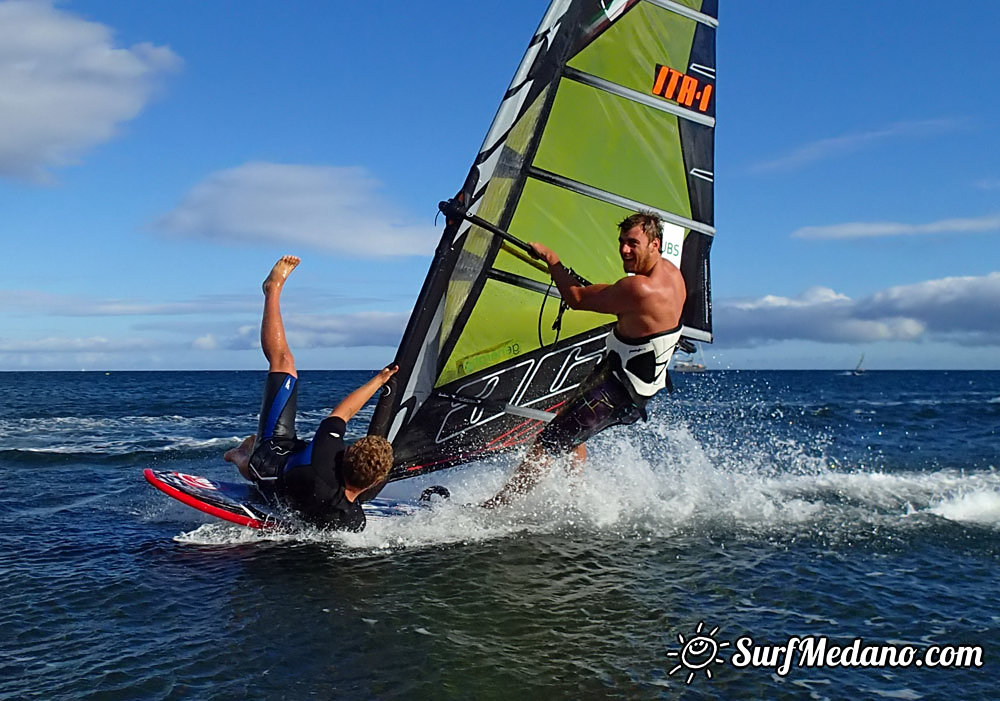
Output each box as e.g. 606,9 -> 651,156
277,417 -> 365,532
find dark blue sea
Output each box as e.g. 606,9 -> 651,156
1,370 -> 997,699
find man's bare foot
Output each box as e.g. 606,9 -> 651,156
567,443 -> 587,476
480,494 -> 507,509
262,255 -> 300,295
224,434 -> 256,478
480,456 -> 547,508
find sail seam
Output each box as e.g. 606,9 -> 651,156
563,67 -> 715,127
641,0 -> 718,28
528,166 -> 716,237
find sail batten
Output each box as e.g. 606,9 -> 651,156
367,0 -> 717,485
487,269 -> 566,298
527,166 -> 716,236
644,0 -> 719,27
563,66 -> 716,126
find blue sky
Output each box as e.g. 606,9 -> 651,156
1,0 -> 998,371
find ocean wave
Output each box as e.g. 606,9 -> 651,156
855,396 -> 1000,409
9,436 -> 240,456
0,414 -> 239,428
0,409 -> 371,457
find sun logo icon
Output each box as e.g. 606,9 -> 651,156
666,621 -> 730,684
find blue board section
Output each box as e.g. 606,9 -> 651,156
144,469 -> 430,530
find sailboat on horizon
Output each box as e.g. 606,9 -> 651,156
673,345 -> 708,373
852,353 -> 865,376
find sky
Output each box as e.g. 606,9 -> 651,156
1,0 -> 998,371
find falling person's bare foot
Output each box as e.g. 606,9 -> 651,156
224,434 -> 256,479
262,255 -> 300,296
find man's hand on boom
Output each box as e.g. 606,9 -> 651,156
530,242 -> 559,267
375,364 -> 399,385
530,241 -> 582,306
531,242 -> 619,313
331,364 -> 398,422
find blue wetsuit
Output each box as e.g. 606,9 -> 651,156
248,372 -> 365,532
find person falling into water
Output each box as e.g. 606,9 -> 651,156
224,255 -> 396,532
482,211 -> 686,508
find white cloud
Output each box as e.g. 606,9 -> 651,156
750,118 -> 963,173
191,334 -> 218,350
0,289 -> 259,316
1,287 -> 392,319
792,213 -> 1000,240
719,287 -> 925,346
716,273 -> 1000,347
0,309 -> 406,370
975,179 -> 1000,191
155,162 -> 439,257
859,273 -> 1000,340
0,0 -> 180,181
223,311 -> 407,350
0,336 -> 157,353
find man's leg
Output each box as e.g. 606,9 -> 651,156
481,439 -> 586,507
481,443 -> 551,508
223,256 -> 301,478
260,255 -> 300,377
481,374 -> 601,509
568,443 -> 587,475
482,356 -> 641,508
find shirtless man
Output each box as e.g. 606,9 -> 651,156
482,211 -> 686,508
223,255 -> 396,531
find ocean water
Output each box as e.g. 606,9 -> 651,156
1,370 -> 997,699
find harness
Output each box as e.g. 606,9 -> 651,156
604,325 -> 682,397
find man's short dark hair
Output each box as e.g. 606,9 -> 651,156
343,436 -> 393,489
618,211 -> 664,247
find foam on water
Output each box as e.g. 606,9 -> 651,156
169,417 -> 1000,549
930,490 -> 1000,526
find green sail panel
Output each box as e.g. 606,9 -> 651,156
569,3 -> 701,100
368,0 -> 717,484
534,79 -> 692,219
437,85 -> 552,352
495,179 -> 630,284
441,278 -> 612,387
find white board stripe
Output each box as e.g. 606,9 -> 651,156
504,404 -> 557,423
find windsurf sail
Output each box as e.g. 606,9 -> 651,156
368,0 -> 717,483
